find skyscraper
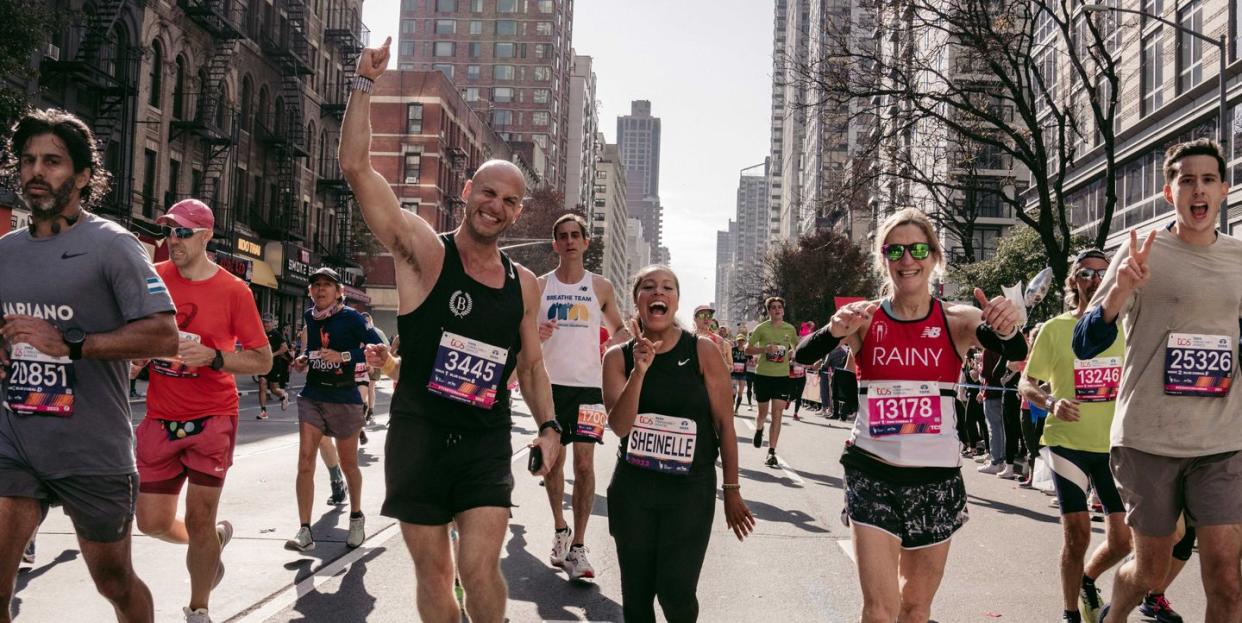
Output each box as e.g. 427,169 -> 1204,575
396,0 -> 575,190
566,53 -> 599,213
617,100 -> 663,261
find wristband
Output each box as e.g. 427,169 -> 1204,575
722,483 -> 741,490
351,75 -> 374,94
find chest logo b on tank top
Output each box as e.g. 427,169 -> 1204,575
449,290 -> 473,318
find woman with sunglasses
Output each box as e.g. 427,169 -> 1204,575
793,208 -> 1026,623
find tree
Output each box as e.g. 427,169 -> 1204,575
761,229 -> 879,326
946,226 -> 1089,324
500,185 -> 601,276
0,0 -> 53,131
791,0 -> 1125,294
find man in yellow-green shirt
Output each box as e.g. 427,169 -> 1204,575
746,297 -> 799,469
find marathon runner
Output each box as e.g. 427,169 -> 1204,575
0,108 -> 179,622
257,313 -> 291,420
340,37 -> 562,623
537,213 -> 628,581
1019,248 -> 1132,623
1073,138 -> 1242,622
360,312 -> 387,424
285,267 -> 381,552
794,208 -> 1025,622
692,305 -> 729,364
132,199 -> 271,623
730,334 -> 748,413
747,297 -> 799,467
603,265 -> 754,622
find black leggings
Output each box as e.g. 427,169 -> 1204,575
790,376 -> 807,414
1020,411 -> 1045,464
1002,391 -> 1023,463
608,480 -> 715,623
832,371 -> 858,416
965,390 -> 987,448
745,373 -> 756,404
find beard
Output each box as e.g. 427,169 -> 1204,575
24,177 -> 77,220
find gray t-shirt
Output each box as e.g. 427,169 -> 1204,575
1089,228 -> 1242,457
0,213 -> 175,477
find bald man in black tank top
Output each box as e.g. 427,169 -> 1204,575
340,38 -> 562,623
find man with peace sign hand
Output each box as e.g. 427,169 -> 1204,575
1073,139 -> 1242,622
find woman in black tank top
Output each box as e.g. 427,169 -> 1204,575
602,265 -> 755,623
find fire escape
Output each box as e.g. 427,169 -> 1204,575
318,8 -> 368,268
259,0 -> 313,242
39,0 -> 141,227
171,0 -> 246,243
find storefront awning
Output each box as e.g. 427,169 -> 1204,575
343,285 -> 371,305
251,260 -> 279,289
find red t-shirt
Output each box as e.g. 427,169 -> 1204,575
146,261 -> 268,421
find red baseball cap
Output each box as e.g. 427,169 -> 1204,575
158,199 -> 215,230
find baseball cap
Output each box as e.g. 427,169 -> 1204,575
158,199 -> 215,230
261,312 -> 275,322
1074,248 -> 1108,263
693,304 -> 715,315
309,267 -> 341,284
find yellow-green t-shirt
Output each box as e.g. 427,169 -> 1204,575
1024,311 -> 1125,453
749,320 -> 799,377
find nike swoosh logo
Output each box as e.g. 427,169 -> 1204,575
678,359 -> 690,366
61,252 -> 86,259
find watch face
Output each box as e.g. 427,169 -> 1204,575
64,328 -> 86,343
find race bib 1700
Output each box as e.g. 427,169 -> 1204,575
6,342 -> 74,416
575,404 -> 606,441
1164,333 -> 1233,397
866,381 -> 942,437
1073,357 -> 1121,402
625,413 -> 696,475
427,332 -> 508,409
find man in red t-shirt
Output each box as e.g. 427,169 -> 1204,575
130,200 -> 272,622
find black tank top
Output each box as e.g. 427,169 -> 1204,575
391,233 -> 524,430
615,331 -> 718,489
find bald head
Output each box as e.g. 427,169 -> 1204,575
473,159 -> 526,192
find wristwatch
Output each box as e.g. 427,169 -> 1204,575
209,349 -> 225,371
1047,397 -> 1058,413
539,419 -> 563,435
341,350 -> 352,363
351,75 -> 374,94
63,327 -> 86,361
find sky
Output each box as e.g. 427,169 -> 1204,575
361,0 -> 775,325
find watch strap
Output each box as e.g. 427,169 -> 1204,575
210,349 -> 225,371
539,419 -> 562,434
351,75 -> 374,94
68,340 -> 83,361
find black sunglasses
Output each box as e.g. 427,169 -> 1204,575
695,311 -> 714,319
1074,268 -> 1106,280
881,242 -> 931,262
161,225 -> 205,240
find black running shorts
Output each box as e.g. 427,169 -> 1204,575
753,374 -> 792,403
842,466 -> 968,549
552,384 -> 606,446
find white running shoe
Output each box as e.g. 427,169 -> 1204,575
977,462 -> 1003,475
284,526 -> 315,552
184,606 -> 212,623
563,545 -> 596,581
213,521 -> 233,588
997,464 -> 1016,479
347,514 -> 366,549
550,528 -> 573,567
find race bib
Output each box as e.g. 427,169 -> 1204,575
5,342 -> 74,416
745,358 -> 758,374
1164,333 -> 1233,397
1073,357 -> 1121,402
867,381 -> 942,437
354,362 -> 368,383
766,346 -> 787,363
427,332 -> 508,409
151,331 -> 202,378
575,403 -> 606,441
732,362 -> 746,374
790,364 -> 806,379
625,413 -> 696,475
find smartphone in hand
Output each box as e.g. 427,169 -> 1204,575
528,446 -> 543,473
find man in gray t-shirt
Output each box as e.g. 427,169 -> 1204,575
0,109 -> 178,621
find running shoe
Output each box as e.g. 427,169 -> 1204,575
183,606 -> 212,623
1097,604 -> 1109,623
1079,580 -> 1103,623
562,545 -> 596,581
280,394 -> 289,411
257,408 -> 268,421
327,479 -> 347,506
792,413 -> 800,421
765,452 -> 779,468
973,454 -> 990,463
365,407 -> 374,424
997,464 -> 1016,479
359,430 -> 369,446
213,520 -> 233,588
346,514 -> 365,549
753,429 -> 763,448
21,540 -> 34,565
977,462 -> 1003,475
1139,593 -> 1184,623
284,526 -> 315,552
550,528 -> 573,567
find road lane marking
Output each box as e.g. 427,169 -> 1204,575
739,418 -> 804,486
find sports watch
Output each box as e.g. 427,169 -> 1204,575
63,327 -> 86,361
539,419 -> 564,435
209,349 -> 225,371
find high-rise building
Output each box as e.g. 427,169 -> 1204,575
395,0 -> 575,191
777,0 -> 810,241
594,144 -> 629,293
566,53 -> 599,213
617,100 -> 663,260
730,167 -> 770,323
626,217 -> 651,292
769,0 -> 791,244
715,220 -> 736,325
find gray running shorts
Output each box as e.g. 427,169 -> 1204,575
297,396 -> 366,438
1111,446 -> 1242,536
0,460 -> 137,543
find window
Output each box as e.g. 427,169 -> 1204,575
497,0 -> 517,12
464,87 -> 480,101
407,103 -> 423,133
538,0 -> 553,12
532,111 -> 549,126
470,0 -> 482,10
173,56 -> 186,119
532,134 -> 548,149
1142,29 -> 1164,116
402,0 -> 417,8
400,41 -> 415,57
467,65 -> 480,80
534,43 -> 549,59
403,153 -> 421,184
533,88 -> 549,103
533,66 -> 551,81
142,149 -> 158,218
493,87 -> 514,102
148,41 -> 163,108
469,20 -> 482,34
433,41 -> 455,57
493,64 -> 514,80
468,42 -> 481,58
435,19 -> 455,34
491,109 -> 513,126
1178,0 -> 1204,93
536,21 -> 553,36
495,42 -> 515,58
401,19 -> 416,34
168,158 -> 180,203
239,76 -> 252,131
495,20 -> 517,35
435,0 -> 456,12
432,63 -> 454,77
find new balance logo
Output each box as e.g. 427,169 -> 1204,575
920,327 -> 942,339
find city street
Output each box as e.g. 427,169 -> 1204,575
11,377 -> 1206,623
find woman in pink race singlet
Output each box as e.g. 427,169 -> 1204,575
792,208 -> 1027,623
